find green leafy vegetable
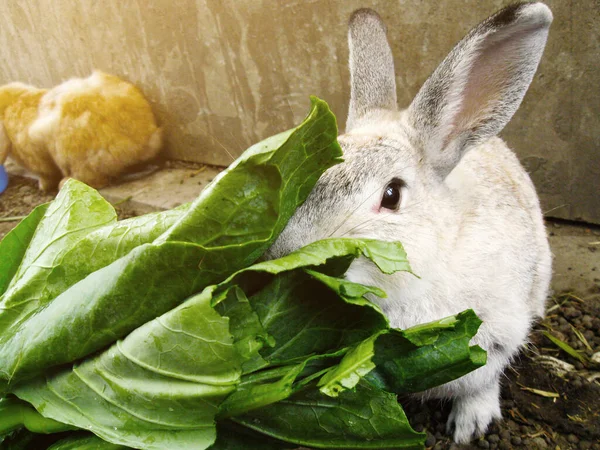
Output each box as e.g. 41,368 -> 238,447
47,433 -> 129,449
318,311 -> 486,397
0,97 -> 343,390
0,396 -> 73,436
234,379 -> 424,449
12,238 -> 410,449
14,287 -> 239,449
0,203 -> 49,297
0,97 -> 487,450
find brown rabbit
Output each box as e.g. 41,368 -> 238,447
0,71 -> 162,191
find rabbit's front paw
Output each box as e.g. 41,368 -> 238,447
446,385 -> 501,443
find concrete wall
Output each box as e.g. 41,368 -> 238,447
0,1 -> 597,223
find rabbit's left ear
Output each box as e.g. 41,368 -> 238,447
409,3 -> 552,178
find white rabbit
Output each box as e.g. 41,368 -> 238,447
267,3 -> 553,443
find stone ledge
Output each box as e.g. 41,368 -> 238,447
5,159 -> 223,212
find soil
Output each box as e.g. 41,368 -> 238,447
1,175 -> 599,450
0,175 -> 149,240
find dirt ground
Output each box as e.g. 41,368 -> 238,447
1,175 -> 599,450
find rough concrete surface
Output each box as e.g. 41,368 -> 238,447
4,159 -> 220,214
100,164 -> 222,212
0,0 -> 597,223
549,222 -> 600,295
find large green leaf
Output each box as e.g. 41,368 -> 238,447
0,183 -> 115,337
213,238 -> 411,367
208,421 -> 293,450
317,310 -> 487,397
0,191 -> 186,389
234,379 -> 424,449
246,270 -> 386,364
14,288 -> 240,450
0,97 -> 342,389
0,203 -> 48,296
0,396 -> 73,438
218,238 -> 411,289
12,237 -> 411,449
47,433 -> 129,449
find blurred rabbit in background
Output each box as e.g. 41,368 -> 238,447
0,71 -> 162,191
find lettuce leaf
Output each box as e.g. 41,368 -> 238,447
0,97 -> 343,390
0,96 -> 488,450
233,379 -> 424,449
12,238 -> 412,450
317,311 -> 486,397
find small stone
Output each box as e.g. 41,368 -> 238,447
568,434 -> 580,444
553,331 -> 567,341
488,434 -> 500,443
435,431 -> 444,439
572,378 -> 583,388
579,441 -> 592,450
584,330 -> 594,341
506,420 -> 519,430
511,436 -> 522,445
532,437 -> 548,448
500,430 -> 511,441
478,439 -> 490,448
414,424 -> 424,432
413,412 -> 428,425
502,399 -> 515,408
574,362 -> 585,371
498,442 -> 511,450
558,317 -> 568,325
564,307 -> 582,319
425,432 -> 436,447
559,324 -> 571,334
582,315 -> 594,328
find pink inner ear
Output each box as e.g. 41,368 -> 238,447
450,30 -> 532,140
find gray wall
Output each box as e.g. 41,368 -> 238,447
0,1 -> 597,223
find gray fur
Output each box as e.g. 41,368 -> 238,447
409,2 -> 553,178
346,9 -> 398,131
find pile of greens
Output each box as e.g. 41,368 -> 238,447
0,98 -> 485,450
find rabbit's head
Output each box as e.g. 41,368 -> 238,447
268,4 -> 552,295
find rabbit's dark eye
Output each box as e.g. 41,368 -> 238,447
381,181 -> 402,211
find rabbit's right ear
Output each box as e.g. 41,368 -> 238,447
346,9 -> 398,132
408,3 -> 552,179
